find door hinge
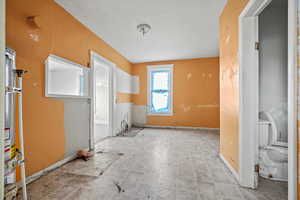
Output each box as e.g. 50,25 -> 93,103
254,164 -> 259,173
255,42 -> 260,51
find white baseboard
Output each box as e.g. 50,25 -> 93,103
219,154 -> 240,182
17,153 -> 77,188
134,125 -> 220,131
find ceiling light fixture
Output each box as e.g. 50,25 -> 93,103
137,24 -> 151,36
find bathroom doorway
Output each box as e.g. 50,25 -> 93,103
90,51 -> 116,150
239,0 -> 297,198
257,0 -> 288,187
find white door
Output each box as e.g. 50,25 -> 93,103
94,60 -> 110,142
90,52 -> 115,149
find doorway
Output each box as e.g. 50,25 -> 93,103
90,51 -> 116,150
239,0 -> 297,199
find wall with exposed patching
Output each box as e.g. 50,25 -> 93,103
219,0 -> 250,171
6,0 -> 132,178
132,57 -> 220,128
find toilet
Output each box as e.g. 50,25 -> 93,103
258,109 -> 288,182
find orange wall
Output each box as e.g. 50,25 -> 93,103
6,0 -> 132,176
132,57 -> 220,128
219,0 -> 249,171
116,93 -> 131,103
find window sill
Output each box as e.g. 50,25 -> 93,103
147,112 -> 173,116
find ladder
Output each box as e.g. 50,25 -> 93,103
4,48 -> 27,200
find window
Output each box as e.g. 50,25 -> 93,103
147,65 -> 173,116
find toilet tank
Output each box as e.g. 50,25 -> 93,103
258,120 -> 271,147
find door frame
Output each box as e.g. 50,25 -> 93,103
238,0 -> 271,189
89,51 -> 116,151
287,0 -> 298,199
239,0 -> 298,198
0,0 -> 5,199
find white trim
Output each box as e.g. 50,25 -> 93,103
219,154 -> 240,182
45,54 -> 91,98
238,0 -> 272,189
17,153 -> 78,187
135,125 -> 220,131
89,51 -> 116,151
46,54 -> 88,70
112,65 -> 117,136
147,64 -> 174,116
238,1 -> 298,198
287,0 -> 298,199
46,94 -> 91,99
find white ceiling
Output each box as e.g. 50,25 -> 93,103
55,0 -> 227,63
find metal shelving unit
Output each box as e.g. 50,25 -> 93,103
4,48 -> 27,200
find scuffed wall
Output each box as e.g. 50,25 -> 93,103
132,57 -> 220,128
219,0 -> 249,171
6,0 -> 132,177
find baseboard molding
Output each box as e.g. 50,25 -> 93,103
133,125 -> 220,131
17,153 -> 78,188
219,154 -> 240,182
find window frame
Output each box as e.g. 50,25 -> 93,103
147,64 -> 174,116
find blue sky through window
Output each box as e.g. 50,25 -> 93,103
151,71 -> 170,113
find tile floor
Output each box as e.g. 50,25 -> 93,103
18,128 -> 288,200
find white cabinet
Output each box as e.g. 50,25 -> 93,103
45,55 -> 90,98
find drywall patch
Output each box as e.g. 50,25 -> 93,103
196,104 -> 219,108
179,104 -> 191,112
28,31 -> 39,42
32,82 -> 38,88
225,35 -> 231,44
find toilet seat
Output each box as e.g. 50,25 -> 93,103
261,110 -> 288,147
261,145 -> 288,162
259,147 -> 288,181
258,109 -> 288,182
262,145 -> 288,154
